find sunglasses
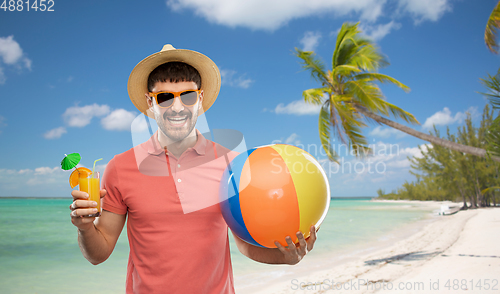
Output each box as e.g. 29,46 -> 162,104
149,90 -> 201,108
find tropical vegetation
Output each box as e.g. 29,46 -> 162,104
377,105 -> 499,208
484,0 -> 500,160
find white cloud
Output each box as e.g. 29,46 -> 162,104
0,35 -> 32,84
422,107 -> 477,129
63,104 -> 110,127
0,166 -> 66,194
400,144 -> 431,158
101,109 -> 137,131
166,0 -> 452,32
275,100 -> 321,115
398,0 -> 451,24
270,133 -> 301,146
381,144 -> 431,168
43,126 -> 67,139
369,126 -> 406,138
221,69 -> 253,89
386,159 -> 411,168
0,164 -> 109,196
360,21 -> 401,41
285,133 -> 301,145
347,141 -> 430,166
54,104 -> 137,134
34,167 -> 60,175
167,0 -> 386,31
0,36 -> 24,65
300,31 -> 322,51
314,141 -> 434,196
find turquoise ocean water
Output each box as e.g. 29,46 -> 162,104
0,198 -> 434,293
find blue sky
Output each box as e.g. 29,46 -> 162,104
0,0 -> 498,197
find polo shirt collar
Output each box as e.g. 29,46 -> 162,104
146,129 -> 207,156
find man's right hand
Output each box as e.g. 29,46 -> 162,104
70,189 -> 106,230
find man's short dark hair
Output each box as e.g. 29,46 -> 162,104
147,62 -> 201,92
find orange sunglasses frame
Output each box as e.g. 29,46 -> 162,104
149,89 -> 202,108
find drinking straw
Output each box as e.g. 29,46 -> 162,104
92,158 -> 103,179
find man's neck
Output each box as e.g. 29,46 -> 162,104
157,129 -> 198,158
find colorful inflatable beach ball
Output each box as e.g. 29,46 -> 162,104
219,144 -> 330,248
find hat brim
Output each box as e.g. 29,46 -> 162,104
127,47 -> 221,118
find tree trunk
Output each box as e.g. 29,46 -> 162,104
457,183 -> 468,210
471,157 -> 485,207
354,105 -> 500,163
469,192 -> 478,209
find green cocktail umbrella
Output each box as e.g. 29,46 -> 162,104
61,153 -> 81,170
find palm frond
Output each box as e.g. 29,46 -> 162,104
479,71 -> 500,109
337,103 -> 370,156
328,97 -> 349,146
335,41 -> 359,69
333,23 -> 388,72
302,88 -> 328,105
350,42 -> 389,72
332,65 -> 362,78
485,1 -> 500,54
370,97 -> 420,125
333,22 -> 360,68
354,73 -> 410,93
481,186 -> 500,195
319,105 -> 338,162
486,115 -> 500,157
295,48 -> 330,87
345,79 -> 385,113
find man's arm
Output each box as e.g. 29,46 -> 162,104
70,189 -> 126,265
232,226 -> 317,265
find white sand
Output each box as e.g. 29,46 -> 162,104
236,202 -> 499,294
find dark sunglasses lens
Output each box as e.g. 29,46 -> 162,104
180,91 -> 198,105
157,93 -> 175,107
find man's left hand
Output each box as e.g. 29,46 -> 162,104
274,225 -> 317,265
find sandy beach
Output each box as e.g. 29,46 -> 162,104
236,201 -> 500,294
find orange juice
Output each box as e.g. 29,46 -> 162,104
79,172 -> 101,217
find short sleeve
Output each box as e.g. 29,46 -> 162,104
102,156 -> 127,215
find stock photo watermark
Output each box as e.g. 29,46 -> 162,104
290,278 -> 499,292
1,0 -> 55,12
271,140 -> 402,176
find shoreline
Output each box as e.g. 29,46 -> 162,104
235,201 -> 499,294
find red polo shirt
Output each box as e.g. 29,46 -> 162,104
102,130 -> 237,294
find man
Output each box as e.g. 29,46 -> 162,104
69,45 -> 317,293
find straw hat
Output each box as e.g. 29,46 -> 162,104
127,44 -> 221,117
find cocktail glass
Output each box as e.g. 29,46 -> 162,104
79,172 -> 101,217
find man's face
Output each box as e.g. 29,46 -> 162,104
147,81 -> 203,142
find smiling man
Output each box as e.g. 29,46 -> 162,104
69,44 -> 317,294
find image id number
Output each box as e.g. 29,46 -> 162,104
444,279 -> 498,291
1,0 -> 55,11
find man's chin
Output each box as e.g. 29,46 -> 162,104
162,127 -> 194,142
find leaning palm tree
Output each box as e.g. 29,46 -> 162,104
296,22 -> 498,162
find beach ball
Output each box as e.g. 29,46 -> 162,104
219,144 -> 330,248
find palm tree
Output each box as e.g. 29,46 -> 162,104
483,1 -> 500,159
477,1 -> 500,202
485,0 -> 500,54
296,22 -> 499,162
479,71 -> 500,158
